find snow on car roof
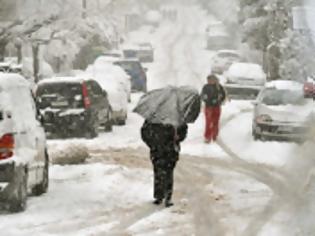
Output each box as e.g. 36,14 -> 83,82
118,58 -> 140,62
122,44 -> 140,50
0,73 -> 30,89
86,63 -> 129,81
95,56 -> 120,64
216,50 -> 240,56
265,80 -> 303,90
38,76 -> 92,85
122,42 -> 153,50
228,62 -> 265,79
95,56 -> 140,65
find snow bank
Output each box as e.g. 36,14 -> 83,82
48,141 -> 89,165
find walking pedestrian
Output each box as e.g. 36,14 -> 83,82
201,74 -> 226,143
141,120 -> 188,207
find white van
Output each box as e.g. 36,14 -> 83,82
0,73 -> 48,212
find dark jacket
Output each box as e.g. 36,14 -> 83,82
141,121 -> 188,162
201,83 -> 226,107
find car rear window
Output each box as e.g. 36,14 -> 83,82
218,52 -> 240,59
36,83 -> 84,109
123,50 -> 138,58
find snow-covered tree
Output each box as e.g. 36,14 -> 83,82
239,0 -> 315,81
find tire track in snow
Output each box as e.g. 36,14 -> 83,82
213,110 -> 304,235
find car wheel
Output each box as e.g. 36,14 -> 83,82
85,125 -> 98,139
104,109 -> 113,132
9,167 -> 28,212
117,114 -> 127,126
252,129 -> 261,141
32,150 -> 49,196
120,119 -> 126,125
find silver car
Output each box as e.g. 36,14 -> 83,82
211,50 -> 243,75
225,62 -> 266,100
252,80 -> 313,141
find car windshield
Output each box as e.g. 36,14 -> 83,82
218,52 -> 240,59
261,89 -> 305,106
123,50 -> 138,58
36,83 -> 84,109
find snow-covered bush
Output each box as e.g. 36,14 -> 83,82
279,31 -> 315,81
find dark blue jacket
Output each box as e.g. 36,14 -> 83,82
141,121 -> 187,162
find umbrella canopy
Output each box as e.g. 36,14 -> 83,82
133,86 -> 201,126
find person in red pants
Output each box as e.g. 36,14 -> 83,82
201,74 -> 226,143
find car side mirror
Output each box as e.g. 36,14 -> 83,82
144,68 -> 148,73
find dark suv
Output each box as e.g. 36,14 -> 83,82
36,77 -> 113,139
114,59 -> 147,92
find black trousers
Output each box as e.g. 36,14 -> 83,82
152,160 -> 176,201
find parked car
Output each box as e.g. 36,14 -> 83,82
122,43 -> 154,63
206,21 -> 234,50
113,59 -> 147,92
252,80 -> 311,141
145,10 -> 162,27
93,56 -> 146,93
36,77 -> 113,139
86,63 -> 130,125
211,50 -> 244,74
224,62 -> 266,99
0,73 -> 49,212
92,56 -> 132,100
102,50 -> 123,58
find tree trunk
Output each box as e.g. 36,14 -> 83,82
16,44 -> 22,64
82,0 -> 87,19
56,56 -> 61,73
32,44 -> 40,83
0,39 -> 8,62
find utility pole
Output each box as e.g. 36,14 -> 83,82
82,0 -> 87,19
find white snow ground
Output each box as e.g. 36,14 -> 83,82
1,5 -> 314,236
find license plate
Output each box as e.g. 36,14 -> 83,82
51,101 -> 69,107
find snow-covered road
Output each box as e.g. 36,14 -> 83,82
2,5 -> 315,236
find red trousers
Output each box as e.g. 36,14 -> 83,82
204,106 -> 221,141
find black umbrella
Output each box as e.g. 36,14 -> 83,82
133,86 -> 201,126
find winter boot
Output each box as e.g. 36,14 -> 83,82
153,199 -> 163,205
165,200 -> 174,208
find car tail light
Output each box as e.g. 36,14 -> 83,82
304,82 -> 315,94
0,133 -> 14,160
82,82 -> 91,109
256,114 -> 272,123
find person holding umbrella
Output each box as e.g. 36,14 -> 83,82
134,86 -> 200,207
201,74 -> 226,143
